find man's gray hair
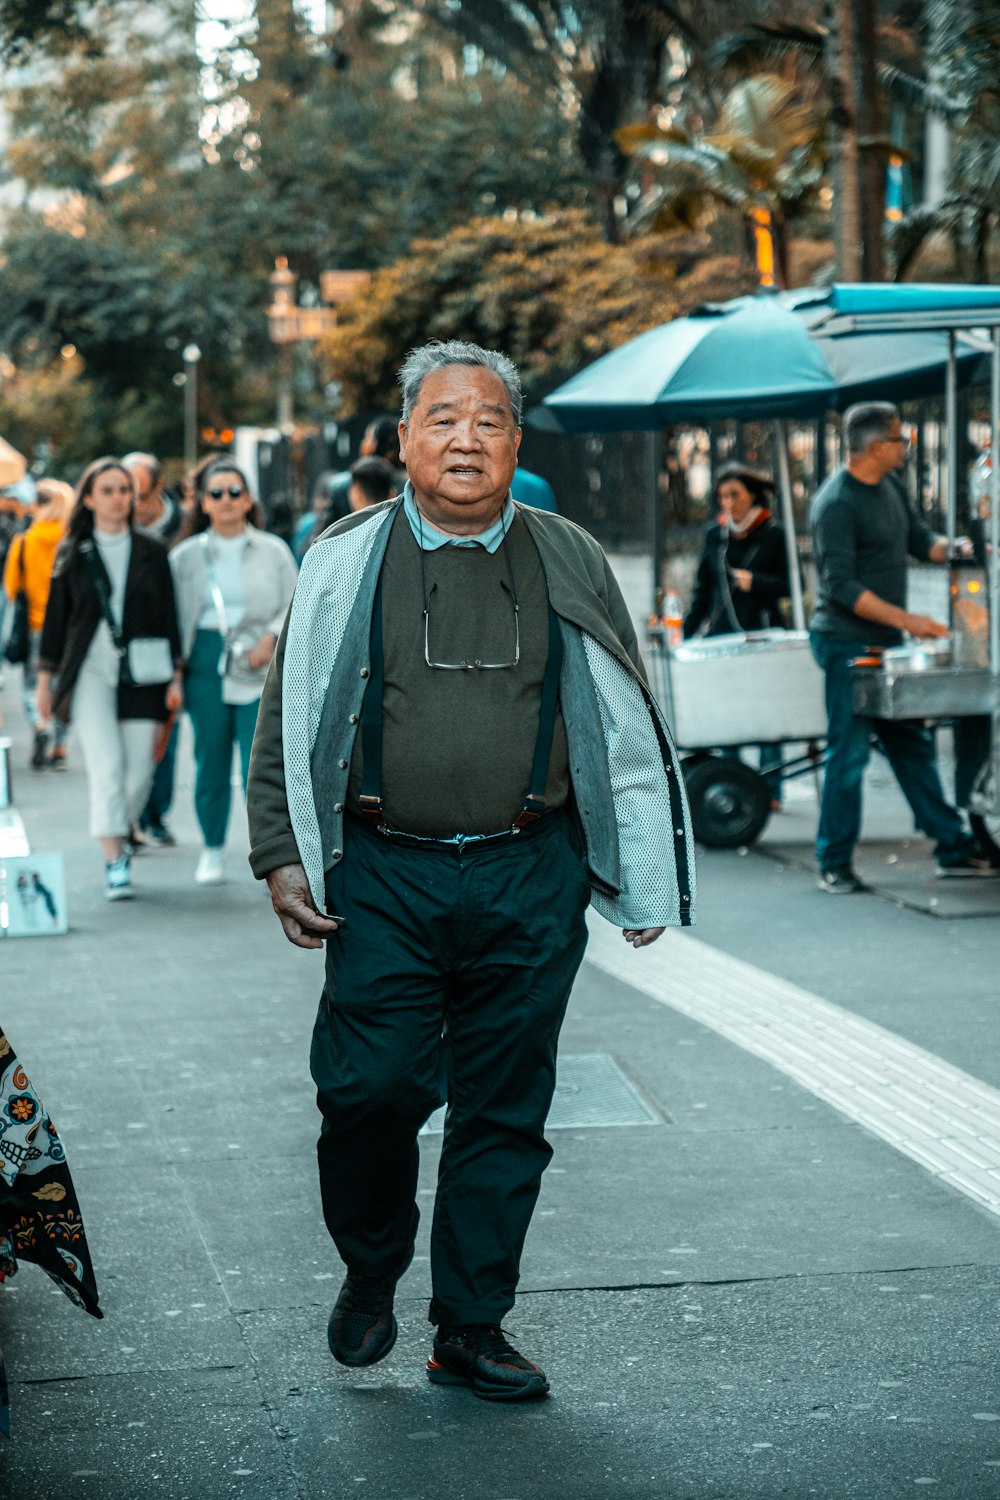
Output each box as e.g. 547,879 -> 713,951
844,402 -> 899,456
399,340 -> 522,426
122,450 -> 162,484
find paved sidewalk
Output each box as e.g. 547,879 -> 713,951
0,689 -> 997,1499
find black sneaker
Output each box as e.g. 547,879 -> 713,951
327,1271 -> 399,1367
817,866 -> 865,894
935,853 -> 996,879
30,728 -> 49,769
427,1324 -> 549,1402
143,821 -> 177,848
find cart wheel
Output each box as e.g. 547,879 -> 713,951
682,756 -> 771,849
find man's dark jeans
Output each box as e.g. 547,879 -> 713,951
311,809 -> 592,1328
810,631 -> 974,872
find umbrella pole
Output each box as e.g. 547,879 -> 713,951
774,420 -> 807,631
946,328 -> 958,552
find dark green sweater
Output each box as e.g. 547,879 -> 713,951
342,510 -> 569,837
810,469 -> 935,645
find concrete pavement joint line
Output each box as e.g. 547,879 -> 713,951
756,848 -> 1000,921
585,914 -> 1000,1218
514,1263 -> 982,1297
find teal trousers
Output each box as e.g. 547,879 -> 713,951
184,629 -> 260,850
311,808 -> 592,1327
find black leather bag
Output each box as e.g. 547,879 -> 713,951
2,536 -> 30,665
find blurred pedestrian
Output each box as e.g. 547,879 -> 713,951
347,457 -> 396,512
123,452 -> 183,846
170,460 -> 297,886
37,459 -> 182,901
2,479 -> 73,769
123,452 -> 182,544
293,480 -> 332,562
359,412 -> 407,492
265,494 -> 297,551
809,401 -> 989,892
509,467 -> 557,513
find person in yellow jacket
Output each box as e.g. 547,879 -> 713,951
3,480 -> 73,768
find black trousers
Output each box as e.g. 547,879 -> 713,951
310,809 -> 591,1327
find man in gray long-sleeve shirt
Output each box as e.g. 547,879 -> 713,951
809,400 -> 989,893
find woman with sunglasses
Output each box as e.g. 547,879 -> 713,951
170,461 -> 298,884
36,458 -> 182,900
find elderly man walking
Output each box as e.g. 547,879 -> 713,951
247,340 -> 694,1401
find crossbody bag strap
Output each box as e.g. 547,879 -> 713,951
79,540 -> 126,659
201,533 -> 231,642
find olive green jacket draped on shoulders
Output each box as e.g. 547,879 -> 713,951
246,496 -> 695,929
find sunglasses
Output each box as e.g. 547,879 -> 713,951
206,484 -> 245,500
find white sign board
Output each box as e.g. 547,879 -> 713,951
0,853 -> 68,938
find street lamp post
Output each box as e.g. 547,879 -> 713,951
267,258 -> 298,433
182,343 -> 202,470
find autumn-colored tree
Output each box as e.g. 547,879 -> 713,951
316,210 -> 753,418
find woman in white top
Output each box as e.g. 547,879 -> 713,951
37,458 -> 182,900
170,462 -> 298,884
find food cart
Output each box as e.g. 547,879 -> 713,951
644,628 -> 827,848
814,287 -> 1000,830
537,282 -> 1000,847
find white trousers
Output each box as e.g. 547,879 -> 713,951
72,633 -> 157,839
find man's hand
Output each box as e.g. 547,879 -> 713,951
904,613 -> 950,641
248,632 -> 277,670
622,927 -> 665,949
929,535 -> 973,563
731,568 -> 753,593
166,672 -> 184,713
265,862 -> 343,949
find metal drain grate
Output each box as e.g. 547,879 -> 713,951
420,1053 -> 661,1135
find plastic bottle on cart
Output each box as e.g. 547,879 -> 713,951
663,589 -> 683,648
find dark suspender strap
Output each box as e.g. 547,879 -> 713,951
358,569 -> 387,828
514,604 -> 563,828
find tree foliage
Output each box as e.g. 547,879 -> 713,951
316,210 -> 753,418
0,0 -> 591,465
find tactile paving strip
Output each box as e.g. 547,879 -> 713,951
420,1052 -> 661,1135
586,913 -> 1000,1219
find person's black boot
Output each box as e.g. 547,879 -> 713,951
427,1324 -> 550,1402
327,1270 -> 399,1367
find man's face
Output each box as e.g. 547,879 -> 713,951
129,464 -> 162,524
398,366 -> 520,519
870,418 -> 909,476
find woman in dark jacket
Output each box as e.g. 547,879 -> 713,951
37,458 -> 182,901
682,463 -> 792,806
683,464 -> 790,639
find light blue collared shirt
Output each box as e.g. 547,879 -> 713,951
403,482 -> 515,553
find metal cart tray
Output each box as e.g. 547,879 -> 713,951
852,667 -> 992,719
654,630 -> 827,747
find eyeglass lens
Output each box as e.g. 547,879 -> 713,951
207,485 -> 244,499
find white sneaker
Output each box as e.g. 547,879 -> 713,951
195,848 -> 224,885
105,855 -> 133,901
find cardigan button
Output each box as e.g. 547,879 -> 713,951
360,667 -> 369,678
348,713 -> 359,724
334,802 -> 343,813
330,849 -> 342,862
338,758 -> 348,770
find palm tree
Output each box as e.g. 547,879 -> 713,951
615,74 -> 824,286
